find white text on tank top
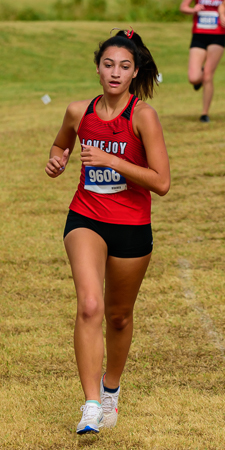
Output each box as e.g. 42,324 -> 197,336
82,138 -> 128,194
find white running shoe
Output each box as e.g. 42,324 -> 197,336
76,401 -> 104,434
100,376 -> 120,428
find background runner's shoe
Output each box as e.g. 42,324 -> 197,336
76,401 -> 104,434
194,82 -> 202,91
100,376 -> 120,428
200,114 -> 210,123
194,68 -> 203,91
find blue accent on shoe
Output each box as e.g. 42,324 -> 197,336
77,425 -> 99,435
86,400 -> 101,407
103,385 -> 120,394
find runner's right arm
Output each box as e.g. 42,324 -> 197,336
45,100 -> 89,178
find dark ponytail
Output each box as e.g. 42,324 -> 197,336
94,30 -> 159,100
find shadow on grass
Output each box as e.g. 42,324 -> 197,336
77,433 -> 100,447
163,112 -> 225,124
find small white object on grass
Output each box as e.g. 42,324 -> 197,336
157,73 -> 163,83
41,94 -> 51,105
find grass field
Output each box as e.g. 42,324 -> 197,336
0,21 -> 225,450
3,0 -> 55,10
0,0 -> 187,21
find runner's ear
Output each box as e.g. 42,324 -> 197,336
132,67 -> 139,79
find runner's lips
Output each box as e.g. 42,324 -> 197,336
109,81 -> 120,86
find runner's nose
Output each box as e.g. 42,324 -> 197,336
111,66 -> 120,77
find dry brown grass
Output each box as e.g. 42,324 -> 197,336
0,21 -> 225,450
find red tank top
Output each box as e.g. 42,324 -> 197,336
69,95 -> 151,225
192,0 -> 225,34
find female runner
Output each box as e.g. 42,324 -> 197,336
45,29 -> 170,434
180,0 -> 225,122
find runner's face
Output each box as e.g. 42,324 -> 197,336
97,46 -> 138,94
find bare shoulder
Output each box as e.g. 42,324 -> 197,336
67,99 -> 91,117
133,100 -> 161,137
64,99 -> 91,130
134,100 -> 158,119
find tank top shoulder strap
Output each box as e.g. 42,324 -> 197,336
84,95 -> 102,117
121,95 -> 139,121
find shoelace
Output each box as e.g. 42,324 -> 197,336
80,403 -> 100,420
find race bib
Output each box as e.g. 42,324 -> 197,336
197,11 -> 219,30
84,166 -> 127,194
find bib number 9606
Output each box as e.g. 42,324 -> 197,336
197,11 -> 219,30
89,168 -> 121,183
84,166 -> 127,194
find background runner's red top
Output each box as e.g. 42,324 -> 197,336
69,95 -> 151,225
193,0 -> 225,34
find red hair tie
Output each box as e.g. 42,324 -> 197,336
110,27 -> 134,39
126,27 -> 134,39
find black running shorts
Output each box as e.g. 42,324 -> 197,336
190,33 -> 225,49
63,210 -> 153,258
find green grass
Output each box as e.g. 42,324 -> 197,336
1,21 -> 225,450
0,0 -> 189,21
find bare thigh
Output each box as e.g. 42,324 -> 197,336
104,253 -> 151,319
64,227 -> 151,316
188,47 -> 206,83
64,228 -> 108,312
203,44 -> 224,79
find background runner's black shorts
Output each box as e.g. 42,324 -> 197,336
190,33 -> 225,49
63,210 -> 153,258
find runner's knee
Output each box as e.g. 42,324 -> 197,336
77,295 -> 104,322
106,311 -> 133,330
188,71 -> 202,85
203,69 -> 214,83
